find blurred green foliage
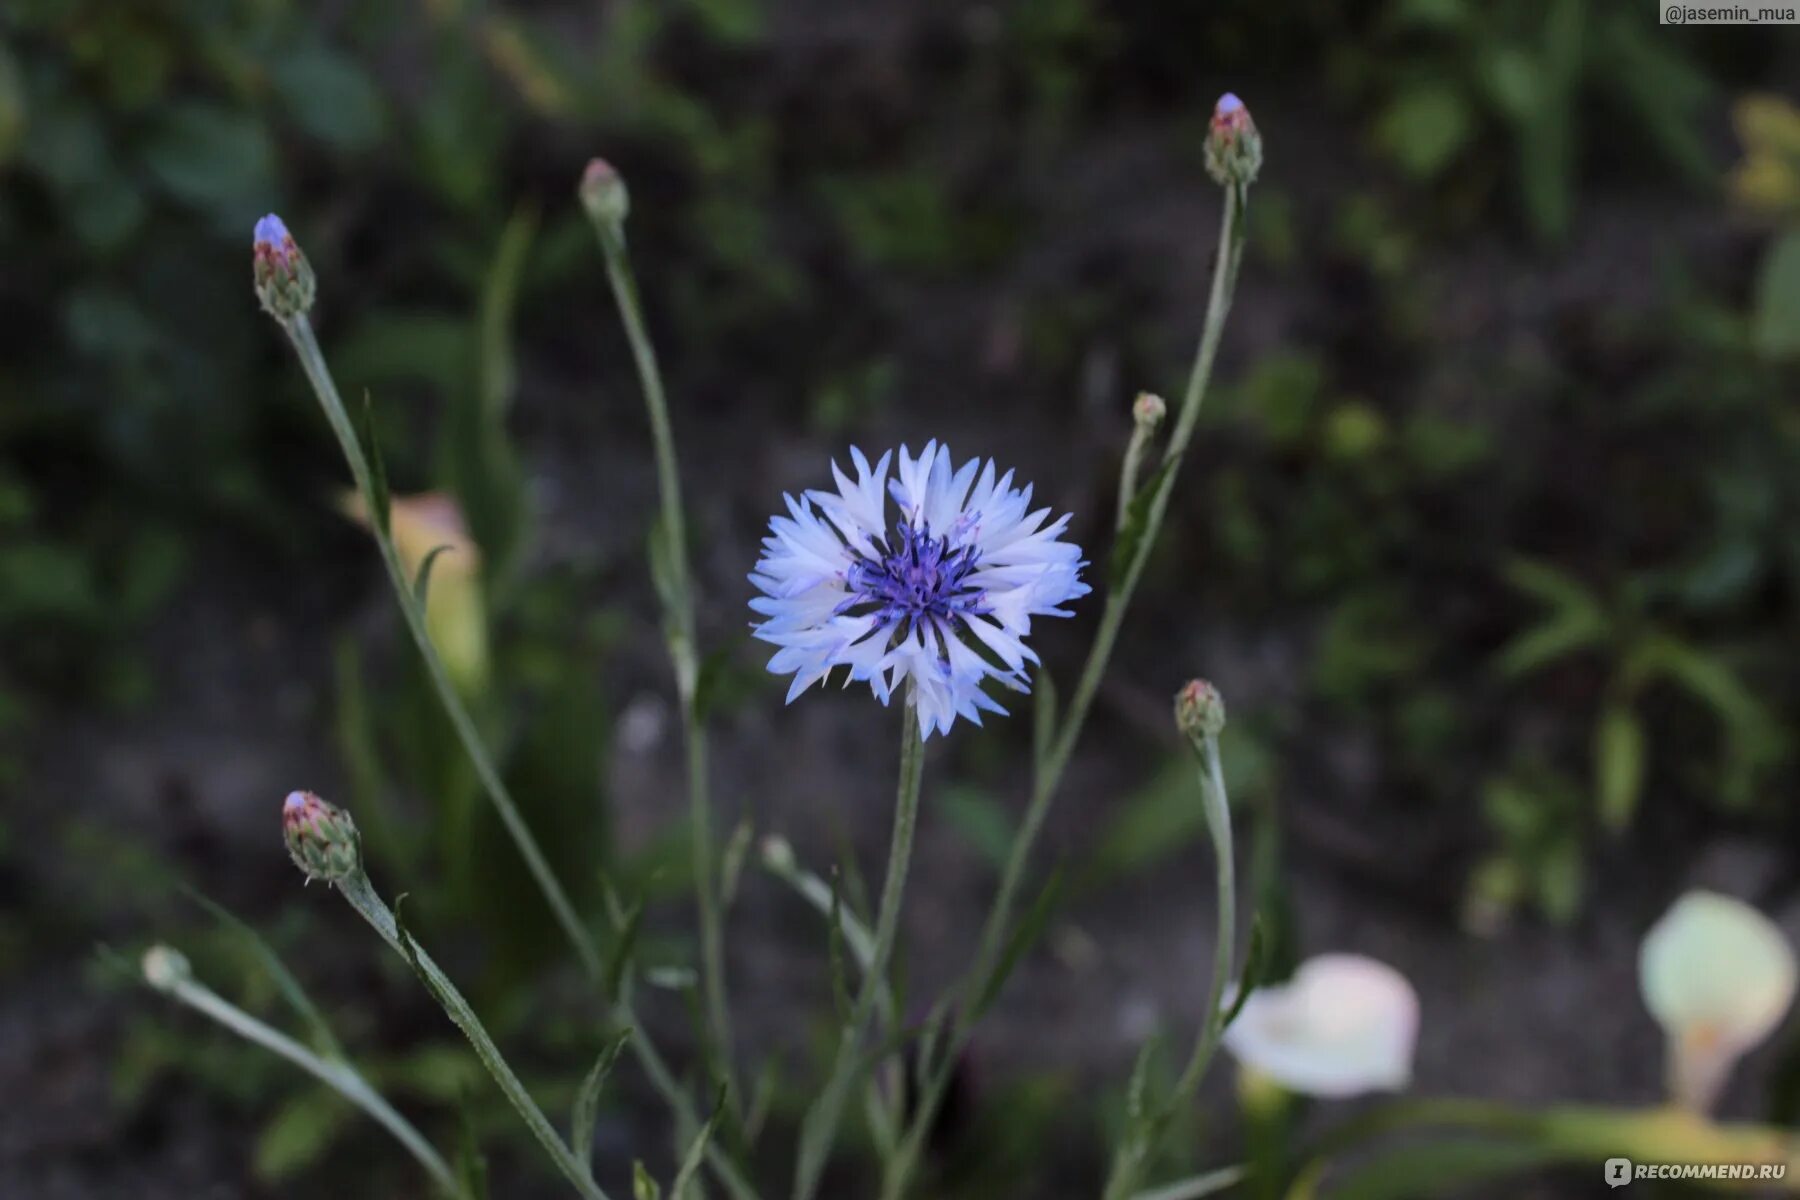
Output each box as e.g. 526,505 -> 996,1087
5,0 -> 1800,1191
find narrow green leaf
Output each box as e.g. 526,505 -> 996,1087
1109,459 -> 1177,590
255,1088 -> 352,1182
973,865 -> 1066,1018
183,885 -> 343,1059
670,1085 -> 726,1199
454,1087 -> 490,1200
413,543 -> 455,611
1125,1035 -> 1161,1127
1594,703 -> 1645,834
1033,670 -> 1058,773
571,1028 -> 633,1172
720,816 -> 754,908
827,872 -> 853,1023
633,1160 -> 663,1200
358,390 -> 391,536
1754,230 -> 1800,360
1220,916 -> 1268,1031
604,899 -> 645,1002
1131,1165 -> 1246,1200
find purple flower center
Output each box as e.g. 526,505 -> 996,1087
845,520 -> 985,632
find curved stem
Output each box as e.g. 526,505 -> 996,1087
336,870 -> 610,1200
1103,731 -> 1235,1200
794,695 -> 925,1200
589,220 -> 734,1099
884,181 -> 1249,1200
150,968 -> 458,1195
287,316 -> 603,985
282,315 -> 758,1200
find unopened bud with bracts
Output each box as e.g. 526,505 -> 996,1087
1175,679 -> 1227,740
252,214 -> 316,323
142,944 -> 192,992
1204,93 -> 1262,189
1132,391 -> 1167,431
283,790 -> 361,883
579,158 -> 631,233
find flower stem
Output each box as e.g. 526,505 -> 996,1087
334,870 -> 610,1200
588,219 -> 734,1100
1102,731 -> 1235,1200
884,181 -> 1249,1200
285,316 -> 603,985
793,696 -> 925,1200
281,315 -> 759,1200
149,965 -> 459,1196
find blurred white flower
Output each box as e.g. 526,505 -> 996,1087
1222,953 -> 1419,1098
1639,890 -> 1796,1112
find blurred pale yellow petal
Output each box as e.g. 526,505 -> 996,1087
341,490 -> 489,695
1639,890 -> 1797,1112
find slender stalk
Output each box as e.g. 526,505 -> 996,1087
588,215 -> 734,1097
336,870 -> 610,1200
883,182 -> 1249,1199
148,959 -> 458,1195
287,316 -> 603,985
793,696 -> 925,1200
282,315 -> 760,1200
1103,731 -> 1235,1200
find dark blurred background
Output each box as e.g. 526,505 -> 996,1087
4,1 -> 1800,1196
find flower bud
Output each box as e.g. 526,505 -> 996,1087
760,834 -> 797,874
1132,392 -> 1167,430
283,790 -> 361,883
1204,93 -> 1262,189
1175,679 -> 1226,740
579,158 -> 631,232
142,944 -> 192,991
1640,890 -> 1796,1112
252,214 -> 316,323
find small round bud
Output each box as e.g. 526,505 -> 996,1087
1175,679 -> 1227,740
579,158 -> 631,230
142,944 -> 192,991
1132,392 -> 1167,430
283,790 -> 361,883
760,835 -> 797,874
1204,93 -> 1262,189
252,213 -> 316,323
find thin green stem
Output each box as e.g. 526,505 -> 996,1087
793,696 -> 925,1200
283,314 -> 758,1200
149,961 -> 458,1195
589,219 -> 734,1096
1115,419 -> 1156,531
336,871 -> 610,1200
883,182 -> 1249,1200
1103,731 -> 1235,1200
286,316 -> 603,985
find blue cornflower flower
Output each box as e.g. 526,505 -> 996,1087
750,441 -> 1091,739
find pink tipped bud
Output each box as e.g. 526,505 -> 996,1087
1204,93 -> 1262,188
1175,679 -> 1227,740
579,158 -> 631,230
283,790 -> 361,883
1132,391 -> 1167,430
252,214 -> 316,323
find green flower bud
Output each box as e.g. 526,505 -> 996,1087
142,944 -> 192,991
252,214 -> 316,323
1175,678 -> 1227,740
579,158 -> 631,232
283,790 -> 361,883
1132,391 -> 1167,430
1204,93 -> 1262,189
